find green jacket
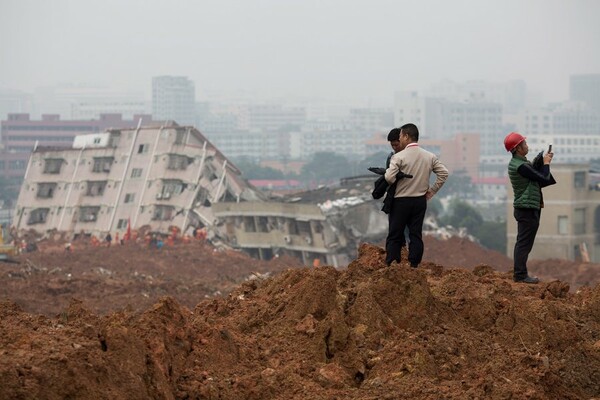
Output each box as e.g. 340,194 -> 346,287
508,155 -> 541,209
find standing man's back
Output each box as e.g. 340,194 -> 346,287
384,123 -> 448,267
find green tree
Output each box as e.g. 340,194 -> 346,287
426,196 -> 444,218
440,199 -> 507,252
301,152 -> 351,183
357,151 -> 391,173
443,199 -> 483,233
440,171 -> 475,197
473,220 -> 507,253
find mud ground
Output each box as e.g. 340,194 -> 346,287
1,237 -> 600,399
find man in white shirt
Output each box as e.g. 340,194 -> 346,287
384,123 -> 448,267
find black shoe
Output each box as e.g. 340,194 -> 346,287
514,276 -> 540,284
410,263 -> 418,268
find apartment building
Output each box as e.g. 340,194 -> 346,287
570,74 -> 600,114
152,76 -> 196,126
394,91 -> 504,156
506,164 -> 600,262
212,176 -> 388,267
12,123 -> 263,237
0,113 -> 153,185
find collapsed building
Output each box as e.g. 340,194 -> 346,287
12,122 -> 264,237
12,122 -> 388,265
212,177 -> 388,267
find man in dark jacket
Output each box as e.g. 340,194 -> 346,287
504,132 -> 555,284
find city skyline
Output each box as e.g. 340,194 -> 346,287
1,0 -> 600,106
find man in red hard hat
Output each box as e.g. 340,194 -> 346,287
505,132 -> 555,284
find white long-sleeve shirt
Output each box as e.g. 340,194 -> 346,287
384,143 -> 449,198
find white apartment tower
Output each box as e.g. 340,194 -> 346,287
12,123 -> 263,237
152,76 -> 196,126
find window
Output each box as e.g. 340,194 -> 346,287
79,206 -> 100,222
244,217 -> 256,232
138,144 -> 149,154
131,168 -> 143,178
117,219 -> 128,229
124,193 -> 135,203
167,154 -> 191,170
574,208 -> 586,234
92,157 -> 114,173
152,205 -> 175,221
158,179 -> 184,199
85,181 -> 107,196
43,158 -> 64,174
36,183 -> 57,199
574,171 -> 586,189
175,129 -> 186,145
558,216 -> 568,235
257,216 -> 269,233
27,208 -> 50,225
9,160 -> 27,170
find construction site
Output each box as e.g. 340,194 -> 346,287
2,120 -> 600,398
1,232 -> 600,399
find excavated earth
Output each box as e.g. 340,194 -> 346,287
1,238 -> 600,399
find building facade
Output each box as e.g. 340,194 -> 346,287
152,76 -> 196,126
0,113 -> 153,185
12,123 -> 263,237
506,164 -> 600,262
394,91 -> 504,156
570,74 -> 600,114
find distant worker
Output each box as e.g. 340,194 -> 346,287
91,236 -> 99,247
105,233 -> 112,247
384,123 -> 448,267
196,227 -> 207,241
504,132 -> 556,284
150,234 -> 158,248
312,258 -> 321,268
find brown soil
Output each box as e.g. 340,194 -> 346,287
1,238 -> 600,399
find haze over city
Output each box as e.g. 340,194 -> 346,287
2,0 -> 600,104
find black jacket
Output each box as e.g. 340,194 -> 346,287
370,152 -> 412,214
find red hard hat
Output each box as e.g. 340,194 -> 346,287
504,132 -> 526,152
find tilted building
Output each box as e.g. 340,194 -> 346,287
212,176 -> 389,267
13,122 -> 391,267
12,122 -> 264,237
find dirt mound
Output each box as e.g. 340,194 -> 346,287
2,243 -> 600,399
423,235 -> 600,290
0,240 -> 300,316
423,235 -> 513,271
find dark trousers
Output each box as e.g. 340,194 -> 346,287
513,208 -> 540,279
385,196 -> 427,266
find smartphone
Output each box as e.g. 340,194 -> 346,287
548,143 -> 552,153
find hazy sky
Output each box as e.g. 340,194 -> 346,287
1,0 -> 599,105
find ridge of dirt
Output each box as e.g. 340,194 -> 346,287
0,240 -> 301,316
2,243 -> 600,399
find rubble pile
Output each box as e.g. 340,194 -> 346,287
1,242 -> 600,399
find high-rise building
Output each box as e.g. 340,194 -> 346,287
570,74 -> 600,114
394,91 -> 503,156
152,76 -> 196,125
0,113 -> 153,185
